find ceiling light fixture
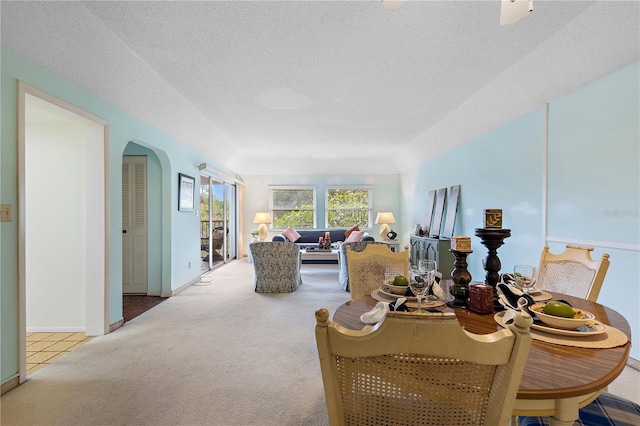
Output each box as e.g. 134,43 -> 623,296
382,0 -> 406,12
500,0 -> 533,26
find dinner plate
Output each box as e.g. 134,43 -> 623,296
530,290 -> 553,302
504,285 -> 552,302
372,289 -> 446,309
377,287 -> 416,300
494,311 -> 608,337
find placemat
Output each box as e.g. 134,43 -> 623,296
371,290 -> 446,309
494,312 -> 628,349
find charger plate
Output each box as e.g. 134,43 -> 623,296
371,289 -> 446,309
505,285 -> 552,302
494,311 -> 628,348
378,287 -> 416,300
495,311 -> 606,336
529,289 -> 553,302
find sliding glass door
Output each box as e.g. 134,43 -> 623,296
200,174 -> 237,272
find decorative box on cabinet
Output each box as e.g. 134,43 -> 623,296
409,235 -> 455,278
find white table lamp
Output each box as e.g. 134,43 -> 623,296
375,212 -> 396,240
253,212 -> 272,241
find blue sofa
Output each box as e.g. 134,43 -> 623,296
272,228 -> 374,248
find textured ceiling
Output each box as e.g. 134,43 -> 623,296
1,1 -> 638,175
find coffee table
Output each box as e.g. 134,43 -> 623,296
299,248 -> 339,262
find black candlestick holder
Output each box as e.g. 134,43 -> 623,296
474,228 -> 511,311
449,249 -> 472,308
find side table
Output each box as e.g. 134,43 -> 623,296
379,239 -> 401,252
247,241 -> 255,263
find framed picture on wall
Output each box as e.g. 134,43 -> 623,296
178,173 -> 195,211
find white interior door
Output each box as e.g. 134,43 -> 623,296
122,155 -> 148,294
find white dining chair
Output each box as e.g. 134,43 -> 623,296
315,308 -> 533,426
536,244 -> 610,302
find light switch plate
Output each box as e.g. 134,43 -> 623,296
1,204 -> 12,222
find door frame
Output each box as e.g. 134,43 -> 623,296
199,167 -> 240,270
17,82 -> 109,384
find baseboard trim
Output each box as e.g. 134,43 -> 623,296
109,318 -> 124,332
627,356 -> 639,371
1,376 -> 19,395
26,327 -> 85,333
170,276 -> 200,296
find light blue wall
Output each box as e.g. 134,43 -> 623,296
400,108 -> 545,275
547,62 -> 639,358
242,174 -> 401,243
0,47 -> 236,383
401,61 -> 639,359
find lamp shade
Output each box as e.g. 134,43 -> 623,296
375,212 -> 396,225
253,212 -> 272,224
375,212 -> 396,240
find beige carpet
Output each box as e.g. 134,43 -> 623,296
3,261 -> 638,425
1,261 -> 348,426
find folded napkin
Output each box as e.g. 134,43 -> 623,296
432,282 -> 447,301
500,273 -> 541,296
360,298 -> 408,324
497,283 -> 536,324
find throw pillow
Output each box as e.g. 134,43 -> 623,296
345,230 -> 365,243
344,225 -> 360,238
282,227 -> 301,243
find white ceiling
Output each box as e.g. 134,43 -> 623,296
2,1 -> 638,175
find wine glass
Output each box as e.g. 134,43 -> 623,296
409,273 -> 429,313
412,260 -> 437,311
418,259 -> 438,298
513,264 -> 537,295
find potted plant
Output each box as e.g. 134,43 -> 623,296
250,230 -> 259,242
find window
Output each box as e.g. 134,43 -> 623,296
270,187 -> 316,229
326,187 -> 372,228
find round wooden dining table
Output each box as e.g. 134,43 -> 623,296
331,287 -> 632,426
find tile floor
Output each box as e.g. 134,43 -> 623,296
26,332 -> 93,375
26,296 -> 164,376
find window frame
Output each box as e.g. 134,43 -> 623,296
325,186 -> 373,229
269,186 -> 317,230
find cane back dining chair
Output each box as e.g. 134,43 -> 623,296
315,308 -> 533,426
536,244 -> 610,302
338,241 -> 387,292
346,244 -> 409,300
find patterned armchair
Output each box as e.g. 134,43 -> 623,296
249,242 -> 302,293
338,241 -> 386,292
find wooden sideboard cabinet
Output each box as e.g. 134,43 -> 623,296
409,235 -> 455,278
